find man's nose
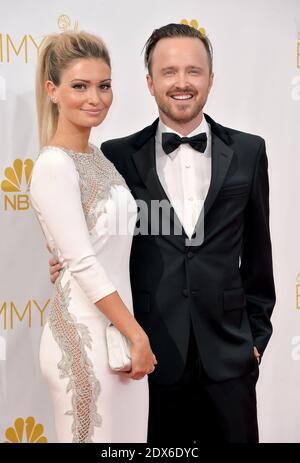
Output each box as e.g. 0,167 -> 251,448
174,72 -> 189,89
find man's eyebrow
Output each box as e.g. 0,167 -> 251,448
160,66 -> 177,72
160,66 -> 203,72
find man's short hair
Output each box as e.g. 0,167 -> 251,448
144,23 -> 213,75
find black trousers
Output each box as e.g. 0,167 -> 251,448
147,328 -> 259,443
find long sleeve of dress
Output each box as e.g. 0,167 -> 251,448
30,148 -> 116,303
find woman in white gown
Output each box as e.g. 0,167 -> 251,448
30,31 -> 156,443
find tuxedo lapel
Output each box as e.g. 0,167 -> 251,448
131,136 -> 167,204
204,133 -> 234,218
131,130 -> 187,249
191,117 -> 234,241
130,115 -> 234,248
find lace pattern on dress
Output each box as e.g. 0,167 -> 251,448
49,268 -> 102,443
65,145 -> 128,231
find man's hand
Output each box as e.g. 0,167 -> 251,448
253,346 -> 260,363
49,257 -> 62,284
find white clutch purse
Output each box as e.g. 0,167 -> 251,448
105,322 -> 132,372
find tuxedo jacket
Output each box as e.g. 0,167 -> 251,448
101,114 -> 275,385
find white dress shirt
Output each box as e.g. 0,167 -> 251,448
155,116 -> 212,239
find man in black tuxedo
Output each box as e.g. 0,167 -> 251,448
50,24 -> 275,442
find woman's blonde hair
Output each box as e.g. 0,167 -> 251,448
36,31 -> 111,147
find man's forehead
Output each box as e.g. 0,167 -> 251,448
157,36 -> 202,45
152,37 -> 207,57
151,39 -> 208,66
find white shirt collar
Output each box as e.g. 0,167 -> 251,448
157,114 -> 209,139
156,115 -> 210,157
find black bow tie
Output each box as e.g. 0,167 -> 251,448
162,132 -> 207,155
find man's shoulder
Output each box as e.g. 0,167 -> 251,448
102,131 -> 140,151
224,125 -> 264,146
206,114 -> 265,148
101,119 -> 159,160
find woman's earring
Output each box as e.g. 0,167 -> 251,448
50,96 -> 57,104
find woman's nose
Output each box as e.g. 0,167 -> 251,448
87,87 -> 100,105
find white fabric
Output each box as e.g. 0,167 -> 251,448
30,149 -> 116,303
0,0 -> 299,444
155,116 -> 212,238
30,147 -> 148,443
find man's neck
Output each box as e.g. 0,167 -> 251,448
159,112 -> 204,137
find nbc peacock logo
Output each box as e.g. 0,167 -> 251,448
4,417 -> 48,443
1,158 -> 34,211
180,19 -> 206,36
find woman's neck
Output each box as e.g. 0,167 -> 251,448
50,124 -> 91,154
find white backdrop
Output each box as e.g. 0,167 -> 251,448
0,0 -> 299,443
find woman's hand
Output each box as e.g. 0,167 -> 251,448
253,346 -> 260,364
50,254 -> 158,379
49,257 -> 62,284
123,334 -> 157,380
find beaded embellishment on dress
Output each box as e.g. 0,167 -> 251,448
49,269 -> 102,443
41,144 -> 128,231
65,145 -> 128,231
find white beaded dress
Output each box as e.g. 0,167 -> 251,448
30,144 -> 148,443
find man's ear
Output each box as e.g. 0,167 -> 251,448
208,72 -> 214,93
146,74 -> 155,96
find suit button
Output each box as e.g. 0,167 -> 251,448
187,251 -> 194,259
182,289 -> 188,297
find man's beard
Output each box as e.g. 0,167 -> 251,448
157,98 -> 205,124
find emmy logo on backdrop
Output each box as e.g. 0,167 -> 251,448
0,33 -> 47,63
0,299 -> 50,331
57,14 -> 79,32
0,15 -> 78,64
